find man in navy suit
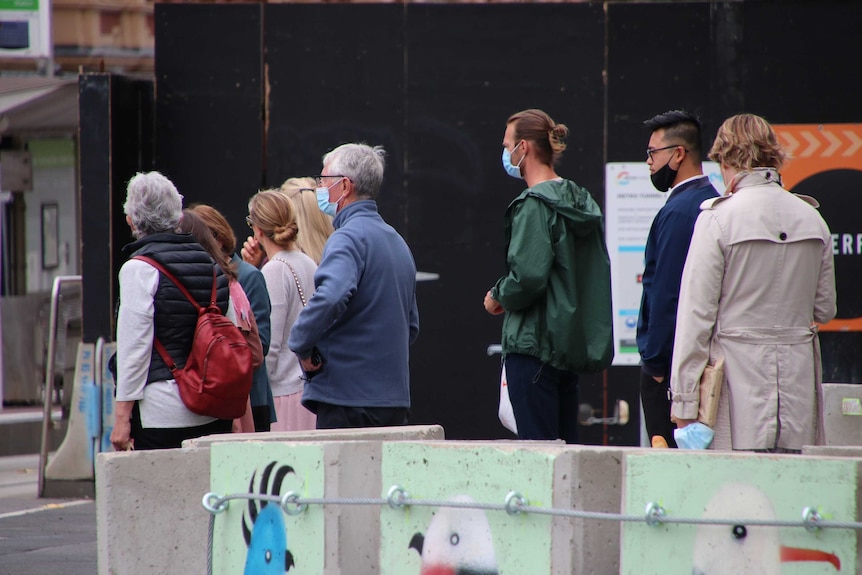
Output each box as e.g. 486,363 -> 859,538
638,110 -> 719,448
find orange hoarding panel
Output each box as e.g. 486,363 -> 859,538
775,124 -> 862,189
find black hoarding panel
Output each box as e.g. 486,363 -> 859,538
155,4 -> 263,240
264,4 -> 405,229
607,2 -> 726,162
79,74 -> 154,343
741,2 -> 862,382
79,75 -> 112,343
742,1 -> 862,124
405,4 -> 606,440
111,75 -> 155,316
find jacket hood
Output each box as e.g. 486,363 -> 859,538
512,179 -> 603,236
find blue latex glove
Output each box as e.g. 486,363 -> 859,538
674,422 -> 715,450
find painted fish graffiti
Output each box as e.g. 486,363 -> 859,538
242,461 -> 296,574
692,483 -> 840,574
409,494 -> 499,575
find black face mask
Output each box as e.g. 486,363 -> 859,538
650,155 -> 679,192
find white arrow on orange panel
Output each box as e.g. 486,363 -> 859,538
779,131 -> 800,156
821,130 -> 841,157
843,130 -> 862,157
800,131 -> 821,157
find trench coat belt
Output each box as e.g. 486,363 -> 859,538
717,326 -> 817,345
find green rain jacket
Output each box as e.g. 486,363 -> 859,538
491,179 -> 614,373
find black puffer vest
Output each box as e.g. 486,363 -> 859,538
123,233 -> 230,384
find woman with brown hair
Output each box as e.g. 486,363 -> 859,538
670,113 -> 837,452
189,204 -> 276,432
247,190 -> 318,431
482,109 -> 613,443
176,210 -> 264,433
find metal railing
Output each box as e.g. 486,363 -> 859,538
38,275 -> 82,497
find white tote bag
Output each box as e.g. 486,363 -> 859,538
498,365 -> 518,434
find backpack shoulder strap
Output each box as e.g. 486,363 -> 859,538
133,255 -> 210,311
131,255 -> 189,371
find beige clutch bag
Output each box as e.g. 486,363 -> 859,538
697,357 -> 725,428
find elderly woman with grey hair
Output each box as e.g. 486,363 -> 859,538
110,171 -> 233,451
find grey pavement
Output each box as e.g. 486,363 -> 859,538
0,455 -> 96,575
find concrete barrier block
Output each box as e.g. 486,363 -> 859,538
184,424 -> 445,448
821,383 -> 862,445
554,446 -> 625,575
98,425 -> 443,575
322,441 -> 381,575
209,440 -> 385,574
621,450 -> 860,574
376,441 -> 627,575
803,445 -> 862,457
96,447 -> 211,575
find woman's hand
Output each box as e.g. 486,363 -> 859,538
111,400 -> 135,451
672,417 -> 697,429
484,291 -> 504,315
241,236 -> 264,267
110,418 -> 134,451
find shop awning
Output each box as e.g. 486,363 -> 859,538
0,77 -> 77,135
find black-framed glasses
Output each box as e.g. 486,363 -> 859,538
299,188 -> 315,194
313,174 -> 348,187
646,144 -> 686,161
245,216 -> 254,229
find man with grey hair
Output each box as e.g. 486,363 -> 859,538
289,143 -> 419,429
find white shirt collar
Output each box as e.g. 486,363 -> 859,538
669,174 -> 707,193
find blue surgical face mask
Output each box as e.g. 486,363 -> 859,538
316,179 -> 346,217
502,141 -> 525,179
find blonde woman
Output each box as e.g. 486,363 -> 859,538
280,177 -> 334,264
247,190 -> 318,431
242,177 -> 333,266
671,113 -> 836,452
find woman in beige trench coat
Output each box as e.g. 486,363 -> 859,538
670,114 -> 837,452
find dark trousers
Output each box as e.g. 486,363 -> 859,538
131,402 -> 232,450
639,370 -> 677,448
251,405 -> 272,432
505,353 -> 579,444
314,403 -> 409,430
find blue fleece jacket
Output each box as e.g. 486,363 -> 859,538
288,200 -> 419,409
637,176 -> 718,378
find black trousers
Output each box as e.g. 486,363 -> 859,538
131,402 -> 232,450
313,403 -> 409,430
251,405 -> 272,432
639,370 -> 677,448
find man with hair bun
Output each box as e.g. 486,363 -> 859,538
638,110 -> 718,448
483,109 -> 613,443
288,143 -> 419,429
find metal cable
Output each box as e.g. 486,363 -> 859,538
201,488 -> 862,531
207,513 -> 215,575
202,489 -> 862,572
